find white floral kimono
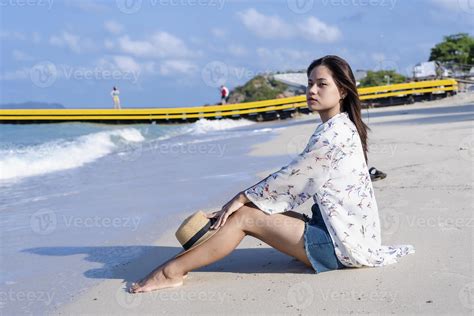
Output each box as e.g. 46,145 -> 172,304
244,112 -> 415,268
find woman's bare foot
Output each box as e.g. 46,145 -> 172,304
129,265 -> 186,294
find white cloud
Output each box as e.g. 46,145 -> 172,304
371,53 -> 386,63
429,0 -> 459,10
427,0 -> 474,26
96,55 -> 153,74
50,31 -> 94,54
95,55 -> 197,78
117,31 -> 195,59
104,39 -> 115,49
237,8 -> 292,39
0,31 -> 27,41
159,60 -> 198,75
111,55 -> 142,73
104,20 -> 124,34
12,50 -> 34,61
0,31 -> 41,43
256,47 -> 313,70
64,0 -> 108,13
236,8 -> 341,43
0,68 -> 29,81
211,28 -> 227,39
297,17 -> 342,43
32,32 -> 41,43
228,44 -> 248,57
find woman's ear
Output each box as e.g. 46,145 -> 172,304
340,89 -> 347,100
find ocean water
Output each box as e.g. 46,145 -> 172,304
0,119 -> 260,182
0,117 -> 314,314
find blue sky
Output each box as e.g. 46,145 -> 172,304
0,0 -> 472,108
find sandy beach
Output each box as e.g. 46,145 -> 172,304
52,94 -> 474,315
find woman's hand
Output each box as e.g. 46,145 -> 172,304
207,192 -> 249,230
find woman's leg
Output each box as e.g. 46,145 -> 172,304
130,204 -> 311,293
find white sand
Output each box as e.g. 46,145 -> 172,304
58,94 -> 474,315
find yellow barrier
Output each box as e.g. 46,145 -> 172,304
0,79 -> 458,123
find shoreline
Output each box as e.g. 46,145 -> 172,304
58,94 -> 473,314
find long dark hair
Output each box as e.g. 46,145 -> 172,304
306,55 -> 370,163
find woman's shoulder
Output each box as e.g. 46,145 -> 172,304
322,115 -> 360,154
324,114 -> 356,138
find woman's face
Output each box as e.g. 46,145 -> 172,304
306,65 -> 344,113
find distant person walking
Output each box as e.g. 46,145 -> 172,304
220,85 -> 229,105
111,86 -> 121,109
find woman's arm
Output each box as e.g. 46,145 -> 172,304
242,134 -> 336,215
209,191 -> 250,230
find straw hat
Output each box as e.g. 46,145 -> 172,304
174,210 -> 220,258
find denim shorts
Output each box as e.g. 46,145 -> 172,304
303,203 -> 346,273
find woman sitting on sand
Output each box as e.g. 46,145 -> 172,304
130,55 -> 415,293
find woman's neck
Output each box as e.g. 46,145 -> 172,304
319,107 -> 342,123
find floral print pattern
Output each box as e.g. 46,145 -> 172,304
244,112 -> 415,268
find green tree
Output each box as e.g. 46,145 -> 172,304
358,70 -> 406,87
429,33 -> 474,65
232,75 -> 288,102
